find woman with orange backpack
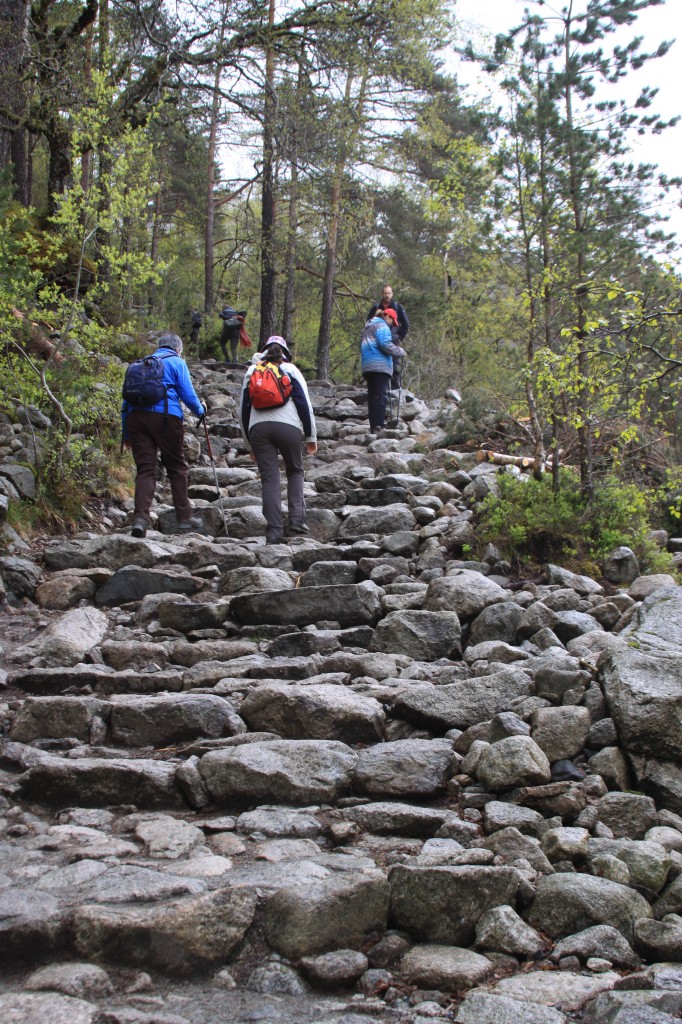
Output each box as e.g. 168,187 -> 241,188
239,337 -> 317,544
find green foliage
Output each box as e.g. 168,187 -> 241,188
655,468 -> 682,531
0,81 -> 159,514
478,469 -> 677,575
441,387 -> 518,448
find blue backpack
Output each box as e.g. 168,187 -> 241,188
122,352 -> 174,411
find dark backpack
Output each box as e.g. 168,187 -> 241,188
122,352 -> 174,411
220,307 -> 241,329
248,361 -> 292,409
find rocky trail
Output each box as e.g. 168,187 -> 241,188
1,361 -> 682,1024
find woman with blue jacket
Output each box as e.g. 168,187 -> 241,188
361,308 -> 406,433
122,333 -> 206,538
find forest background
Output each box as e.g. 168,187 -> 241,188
0,0 -> 681,567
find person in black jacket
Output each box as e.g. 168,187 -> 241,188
368,285 -> 409,388
218,306 -> 247,362
188,310 -> 202,353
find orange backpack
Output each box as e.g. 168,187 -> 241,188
248,360 -> 293,409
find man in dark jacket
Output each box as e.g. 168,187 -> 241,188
218,306 -> 246,362
122,333 -> 206,538
188,310 -> 202,353
368,285 -> 409,388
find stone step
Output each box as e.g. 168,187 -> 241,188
230,582 -> 383,628
9,693 -> 247,749
9,664 -> 184,696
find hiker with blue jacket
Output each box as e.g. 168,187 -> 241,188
122,333 -> 206,538
361,308 -> 406,434
368,284 -> 409,388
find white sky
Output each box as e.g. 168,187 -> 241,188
450,0 -> 682,247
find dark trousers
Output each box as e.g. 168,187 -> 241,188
364,372 -> 391,431
391,353 -> 404,390
127,411 -> 192,525
220,326 -> 239,362
250,422 -> 306,541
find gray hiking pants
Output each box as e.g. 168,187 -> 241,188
249,421 -> 306,541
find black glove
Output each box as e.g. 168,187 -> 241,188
197,404 -> 207,426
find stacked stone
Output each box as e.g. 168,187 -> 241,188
1,363 -> 681,1024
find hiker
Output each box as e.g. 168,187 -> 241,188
368,284 -> 409,388
122,333 -> 206,538
239,336 -> 317,545
361,308 -> 406,434
218,305 -> 247,362
188,310 -> 202,351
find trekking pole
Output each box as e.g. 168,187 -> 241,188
387,383 -> 395,428
387,362 -> 403,430
200,415 -> 229,537
395,372 -> 403,426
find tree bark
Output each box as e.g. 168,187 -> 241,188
316,61 -> 371,380
259,0 -> 277,347
204,7 -> 227,314
47,123 -> 73,210
0,0 -> 31,203
281,46 -> 307,348
149,182 -> 162,313
95,0 -> 111,277
281,155 -> 298,348
562,1 -> 592,499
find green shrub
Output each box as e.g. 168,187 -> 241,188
478,470 -> 677,576
655,469 -> 682,533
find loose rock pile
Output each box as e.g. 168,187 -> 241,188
1,361 -> 682,1024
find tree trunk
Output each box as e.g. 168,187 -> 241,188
204,8 -> 227,314
281,45 -> 306,348
10,126 -> 29,205
0,0 -> 31,203
47,123 -> 73,211
95,0 -> 111,276
259,0 -> 277,347
281,156 -> 298,348
79,23 -> 94,208
515,126 -> 545,478
149,183 -> 162,314
563,3 -> 592,499
316,62 -> 371,380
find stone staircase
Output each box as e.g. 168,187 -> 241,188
1,362 -> 682,1024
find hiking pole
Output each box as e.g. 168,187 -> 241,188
387,364 -> 403,430
200,414 -> 229,537
395,373 -> 403,426
386,383 -> 395,429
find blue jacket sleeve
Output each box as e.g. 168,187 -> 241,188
170,359 -> 204,417
375,322 -> 405,357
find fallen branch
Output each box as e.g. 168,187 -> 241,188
476,449 -> 549,470
295,265 -> 371,303
10,309 -> 64,363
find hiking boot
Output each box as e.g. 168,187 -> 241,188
176,516 -> 208,535
131,517 -> 147,539
266,536 -> 285,545
288,523 -> 310,535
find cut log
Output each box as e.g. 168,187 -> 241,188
476,450 -> 539,469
